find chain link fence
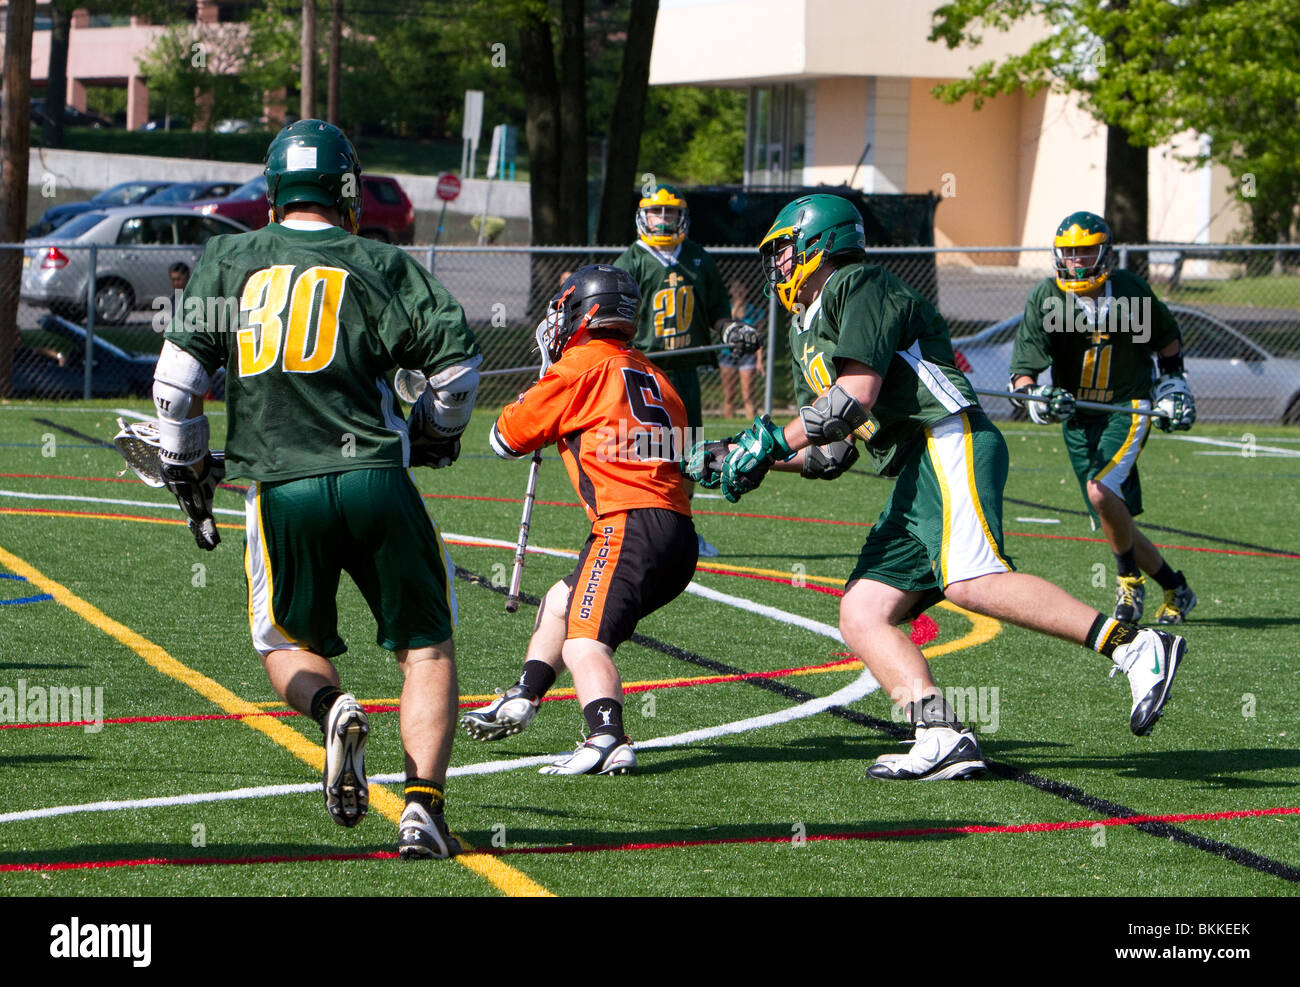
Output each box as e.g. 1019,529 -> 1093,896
3,242 -> 1299,423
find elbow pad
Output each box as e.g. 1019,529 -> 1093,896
420,358 -> 481,438
153,341 -> 212,423
799,384 -> 869,445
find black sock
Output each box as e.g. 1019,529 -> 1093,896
309,686 -> 343,730
1151,564 -> 1185,591
404,778 -> 444,812
1115,549 -> 1139,577
517,660 -> 556,700
1086,614 -> 1140,658
583,698 -> 624,738
906,693 -> 961,729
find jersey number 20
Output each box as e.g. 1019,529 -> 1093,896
237,265 -> 349,377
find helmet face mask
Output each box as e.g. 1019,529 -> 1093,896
636,185 -> 689,250
537,265 -> 641,364
264,119 -> 363,234
1053,211 -> 1113,293
759,195 -> 867,311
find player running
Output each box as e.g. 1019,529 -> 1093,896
152,120 -> 478,857
462,265 -> 698,775
613,184 -> 761,558
1010,211 -> 1197,625
687,194 -> 1188,781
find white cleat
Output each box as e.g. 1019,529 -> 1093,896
398,802 -> 462,860
460,686 -> 540,741
866,724 -> 986,781
1112,628 -> 1187,736
539,733 -> 637,776
323,694 -> 369,827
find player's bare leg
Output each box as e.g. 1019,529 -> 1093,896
739,366 -> 757,420
720,364 -> 739,418
396,640 -> 461,858
839,579 -> 936,705
559,637 -> 623,709
262,648 -> 339,714
841,579 -> 986,780
396,641 -> 457,782
943,572 -> 1099,645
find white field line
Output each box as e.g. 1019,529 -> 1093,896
0,489 -> 245,518
0,406 -> 226,416
0,520 -> 877,824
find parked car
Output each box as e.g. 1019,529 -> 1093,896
138,116 -> 190,132
214,118 -> 255,133
952,304 -> 1300,424
191,173 -> 416,244
142,181 -> 242,205
30,180 -> 177,237
31,99 -> 113,128
12,314 -> 157,398
21,205 -> 250,325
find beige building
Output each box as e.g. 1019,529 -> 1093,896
649,0 -> 1239,259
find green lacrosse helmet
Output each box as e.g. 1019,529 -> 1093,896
264,119 -> 363,233
1053,210 -> 1113,293
759,194 -> 866,311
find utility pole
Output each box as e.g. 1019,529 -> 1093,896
301,0 -> 317,120
0,0 -> 36,397
327,0 -> 342,125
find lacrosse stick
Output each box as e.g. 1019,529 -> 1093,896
113,418 -> 227,549
505,332 -> 556,613
973,388 -> 1170,420
112,418 -> 227,486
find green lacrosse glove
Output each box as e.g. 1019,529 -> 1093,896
682,437 -> 732,488
720,415 -> 794,503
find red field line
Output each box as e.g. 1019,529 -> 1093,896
5,478 -> 1297,558
0,659 -> 863,730
8,806 -> 1296,873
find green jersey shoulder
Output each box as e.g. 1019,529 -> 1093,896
164,224 -> 478,482
790,262 -> 976,475
613,239 -> 729,367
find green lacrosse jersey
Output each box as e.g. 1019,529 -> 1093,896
165,223 -> 478,482
791,262 -> 978,476
613,239 -> 730,371
1011,269 -> 1180,409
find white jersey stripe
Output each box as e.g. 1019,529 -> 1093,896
244,482 -> 298,656
900,340 -> 969,414
926,415 -> 1011,584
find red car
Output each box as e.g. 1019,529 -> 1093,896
190,174 -> 415,244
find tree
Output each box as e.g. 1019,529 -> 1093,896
41,0 -> 72,147
1,0 -> 35,397
929,0 -> 1300,248
136,22 -> 260,145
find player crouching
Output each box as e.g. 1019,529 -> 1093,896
463,265 -> 699,774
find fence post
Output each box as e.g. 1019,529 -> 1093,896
427,244 -> 435,275
83,244 -> 97,401
764,291 -> 777,416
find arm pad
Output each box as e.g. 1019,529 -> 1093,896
419,358 -> 482,438
799,384 -> 869,445
153,340 -> 212,422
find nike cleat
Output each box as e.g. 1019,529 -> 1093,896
539,733 -> 636,776
1112,628 -> 1187,735
460,686 -> 540,741
866,725 -> 986,781
323,694 -> 369,827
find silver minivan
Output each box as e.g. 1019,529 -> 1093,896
22,205 -> 249,324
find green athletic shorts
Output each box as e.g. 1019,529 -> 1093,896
243,467 -> 456,657
1063,403 -> 1150,523
849,410 -> 1014,618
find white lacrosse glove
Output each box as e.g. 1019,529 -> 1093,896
1152,374 -> 1195,433
1011,384 -> 1076,425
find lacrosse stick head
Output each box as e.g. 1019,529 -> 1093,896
394,369 -> 429,404
113,418 -> 168,487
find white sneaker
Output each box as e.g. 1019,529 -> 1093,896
323,694 -> 369,827
866,724 -> 986,780
1112,628 -> 1187,735
398,802 -> 462,860
539,733 -> 636,775
460,686 -> 540,741
696,532 -> 720,558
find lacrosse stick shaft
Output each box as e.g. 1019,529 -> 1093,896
974,388 -> 1169,419
505,449 -> 543,612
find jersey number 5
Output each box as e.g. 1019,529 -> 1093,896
237,264 -> 350,377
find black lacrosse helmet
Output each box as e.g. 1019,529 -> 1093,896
537,264 -> 641,363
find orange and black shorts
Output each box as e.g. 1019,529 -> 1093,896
562,508 -> 698,648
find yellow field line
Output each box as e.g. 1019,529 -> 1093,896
0,543 -> 552,897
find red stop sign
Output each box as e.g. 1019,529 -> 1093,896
436,173 -> 462,202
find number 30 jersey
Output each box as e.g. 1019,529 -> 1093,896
164,223 -> 479,482
490,338 -> 692,521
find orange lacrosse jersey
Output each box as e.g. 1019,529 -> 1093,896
491,338 -> 693,520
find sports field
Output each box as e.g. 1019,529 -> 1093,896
1,401 -> 1298,898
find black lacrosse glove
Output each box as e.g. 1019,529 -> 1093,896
162,453 -> 225,551
410,434 -> 461,469
801,439 -> 859,480
720,320 -> 762,355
